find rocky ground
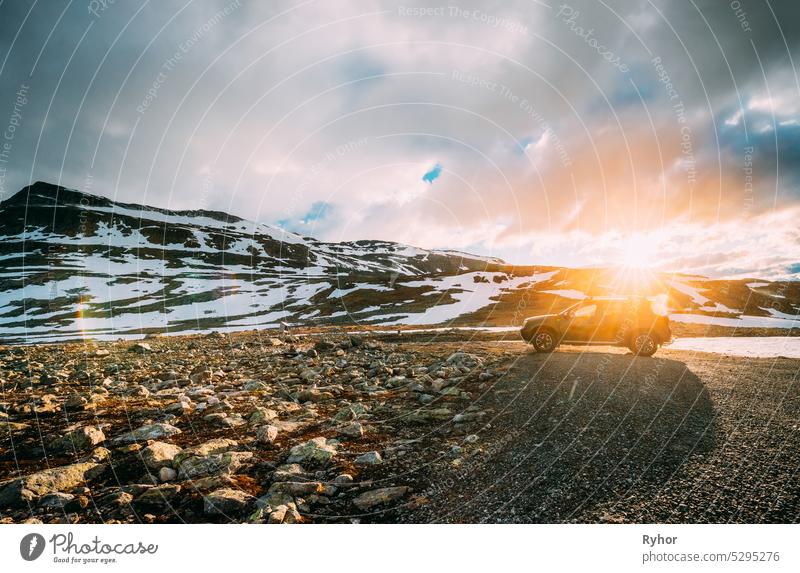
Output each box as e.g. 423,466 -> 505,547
1,330 -> 799,524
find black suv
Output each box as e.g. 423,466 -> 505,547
520,297 -> 672,356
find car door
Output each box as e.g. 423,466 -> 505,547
596,301 -> 626,343
563,302 -> 600,342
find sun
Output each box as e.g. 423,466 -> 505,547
622,236 -> 656,270
622,240 -> 653,269
608,233 -> 664,295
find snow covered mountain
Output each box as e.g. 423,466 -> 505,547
1,182 -> 798,343
0,182 -> 517,342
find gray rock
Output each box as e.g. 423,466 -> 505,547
256,491 -> 294,512
256,425 -> 279,444
453,412 -> 486,423
352,486 -> 409,511
49,426 -> 106,452
165,401 -> 192,415
272,464 -> 307,481
129,342 -> 153,354
385,376 -> 409,388
440,387 -> 462,396
338,422 -> 364,438
129,385 -> 150,398
136,484 -> 181,507
141,442 -> 183,470
243,380 -> 270,392
0,462 -> 102,508
445,352 -> 483,368
355,451 -> 383,466
431,378 -> 452,393
204,412 -> 245,428
63,394 -> 88,411
203,488 -> 256,516
40,372 -> 63,385
174,438 -> 238,464
314,340 -> 336,352
333,403 -> 368,422
287,437 -> 336,465
159,467 -> 177,482
404,408 -> 452,423
112,423 -> 181,444
268,481 -> 323,496
39,492 -> 75,509
334,474 -> 354,487
180,451 -> 253,480
175,440 -> 252,480
268,505 -> 288,523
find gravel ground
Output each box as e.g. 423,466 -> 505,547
402,344 -> 800,523
1,332 -> 798,524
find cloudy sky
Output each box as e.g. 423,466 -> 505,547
1,0 -> 798,278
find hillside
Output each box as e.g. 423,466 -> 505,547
0,182 -> 798,343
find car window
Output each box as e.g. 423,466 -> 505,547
603,302 -> 626,316
573,304 -> 597,318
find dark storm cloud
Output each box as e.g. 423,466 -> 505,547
0,0 -> 798,276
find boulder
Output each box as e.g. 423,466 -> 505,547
287,437 -> 336,465
0,462 -> 102,508
333,403 -> 368,422
272,464 -> 308,481
256,425 -> 279,444
334,474 -> 354,487
136,484 -> 181,507
49,426 -> 106,452
445,352 -> 483,368
140,442 -> 183,470
203,488 -> 256,516
453,412 -> 487,424
174,439 -> 252,480
173,438 -> 239,465
355,451 -> 383,466
159,467 -> 177,482
352,486 -> 409,511
314,340 -> 336,352
38,492 -> 75,509
268,481 -> 324,496
178,453 -> 253,480
112,423 -> 181,444
129,342 -> 153,354
338,422 -> 364,438
243,380 -> 270,392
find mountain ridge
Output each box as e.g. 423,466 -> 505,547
0,181 -> 798,343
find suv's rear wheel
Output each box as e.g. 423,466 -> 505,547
631,332 -> 658,357
533,330 -> 557,353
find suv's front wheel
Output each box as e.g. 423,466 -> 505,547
631,332 -> 658,357
533,330 -> 557,353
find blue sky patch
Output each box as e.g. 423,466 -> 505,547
517,135 -> 537,154
422,163 -> 443,184
302,201 -> 332,224
277,201 -> 333,232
